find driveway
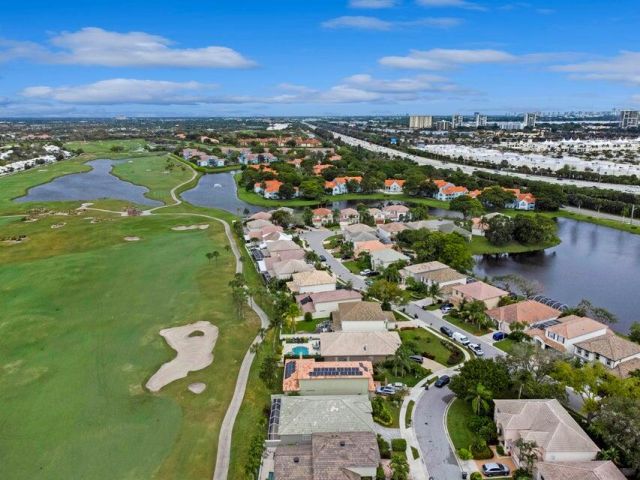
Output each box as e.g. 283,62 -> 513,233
414,383 -> 463,480
301,229 -> 367,291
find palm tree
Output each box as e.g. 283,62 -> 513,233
284,303 -> 301,333
205,252 -> 214,263
428,282 -> 442,302
211,250 -> 220,263
389,345 -> 413,378
466,383 -> 493,415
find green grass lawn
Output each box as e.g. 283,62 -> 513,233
493,338 -> 519,354
373,397 -> 401,429
444,314 -> 492,336
470,236 -> 560,255
447,398 -> 477,451
399,328 -> 463,366
0,214 -> 260,480
405,400 -> 415,427
293,317 -> 330,333
65,138 -> 149,155
343,257 -> 369,274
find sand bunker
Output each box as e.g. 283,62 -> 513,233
171,224 -> 210,231
188,382 -> 207,394
145,321 -> 218,393
51,223 -> 66,229
2,236 -> 29,245
124,236 -> 141,242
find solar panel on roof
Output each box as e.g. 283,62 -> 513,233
284,362 -> 297,379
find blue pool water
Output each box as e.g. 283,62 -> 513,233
292,346 -> 309,356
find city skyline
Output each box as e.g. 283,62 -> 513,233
1,0 -> 639,117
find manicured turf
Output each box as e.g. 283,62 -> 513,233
65,139 -> 149,155
493,338 -> 519,354
446,398 -> 477,451
0,214 -> 259,480
444,314 -> 492,336
399,328 -> 463,366
470,236 -> 560,255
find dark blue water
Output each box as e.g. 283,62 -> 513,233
475,218 -> 640,333
15,159 -> 162,207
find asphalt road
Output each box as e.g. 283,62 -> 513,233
301,228 -> 367,291
320,128 -> 640,196
414,383 -> 463,480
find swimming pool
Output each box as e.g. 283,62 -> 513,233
292,346 -> 309,356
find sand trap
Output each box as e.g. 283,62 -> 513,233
171,224 -> 210,231
188,382 -> 207,394
51,223 -> 66,229
2,236 -> 29,245
145,321 -> 219,393
124,236 -> 141,242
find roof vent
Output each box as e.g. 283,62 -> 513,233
363,344 -> 367,351
293,457 -> 300,463
340,440 -> 346,447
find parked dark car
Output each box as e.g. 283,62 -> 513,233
434,375 -> 450,388
482,463 -> 510,477
440,326 -> 454,337
319,255 -> 327,262
409,355 -> 423,363
492,331 -> 508,341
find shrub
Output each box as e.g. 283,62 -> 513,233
471,443 -> 494,460
372,397 -> 393,426
496,444 -> 505,456
457,448 -> 473,460
391,438 -> 407,452
446,348 -> 464,365
513,468 -> 533,480
304,312 -> 313,322
411,446 -> 420,459
470,472 -> 483,480
377,434 -> 391,459
376,464 -> 386,480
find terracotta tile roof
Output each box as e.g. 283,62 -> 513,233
282,358 -> 375,392
442,185 -> 469,195
313,164 -> 333,175
354,240 -> 390,256
328,154 -> 342,161
494,399 -> 600,455
272,259 -> 315,277
547,315 -> 607,339
384,179 -> 406,187
344,223 -> 376,234
313,207 -> 332,216
535,461 -> 625,480
486,300 -> 561,326
255,179 -> 283,193
610,357 -> 640,378
248,211 -> 272,221
468,189 -> 482,198
340,208 -> 359,216
246,218 -> 275,230
382,204 -> 409,213
266,239 -> 303,253
287,270 -> 336,291
295,290 -> 362,313
378,222 -> 408,233
575,333 -> 640,361
401,261 -> 449,274
452,281 -> 508,301
529,328 -> 566,352
433,179 -> 450,188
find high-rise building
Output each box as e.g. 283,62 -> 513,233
436,120 -> 452,131
474,112 -> 487,128
409,115 -> 433,129
619,110 -> 639,129
523,112 -> 537,128
452,114 -> 464,128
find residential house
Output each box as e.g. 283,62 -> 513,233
419,268 -> 468,294
353,240 -> 389,258
404,219 -> 471,241
248,211 -> 272,221
384,179 -> 405,194
369,248 -> 410,271
367,207 -> 386,224
399,261 -> 449,284
382,204 -> 411,222
339,208 -> 360,225
311,208 -> 333,227
506,189 -> 537,210
273,431 -> 380,480
282,359 -> 375,395
254,180 -> 283,199
349,231 -> 378,244
287,158 -> 303,168
246,218 -> 275,232
267,395 -> 375,445
530,315 -> 608,355
574,334 -> 640,378
265,240 -> 304,257
247,224 -> 284,243
332,301 -> 395,332
328,154 -> 342,162
319,331 -> 402,363
435,184 -> 469,201
312,164 -> 333,175
325,176 -> 362,195
487,300 -> 561,334
494,399 -> 600,464
271,259 -> 315,280
295,290 -> 363,319
376,222 -> 408,243
450,281 -> 508,309
262,249 -> 307,275
343,223 -> 376,243
534,461 -> 625,480
471,212 -> 503,236
287,270 -> 337,294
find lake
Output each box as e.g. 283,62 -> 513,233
475,218 -> 640,333
15,159 -> 162,207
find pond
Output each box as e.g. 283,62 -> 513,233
15,159 -> 162,207
181,171 -> 461,219
474,217 -> 640,334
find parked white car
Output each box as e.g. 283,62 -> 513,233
452,332 -> 470,346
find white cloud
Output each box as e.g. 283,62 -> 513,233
416,0 -> 486,11
0,27 -> 255,68
379,48 -> 515,69
349,0 -> 397,8
21,79 -> 215,104
322,15 -> 461,30
632,94 -> 640,104
343,73 -> 453,93
553,51 -> 640,86
322,16 -> 393,30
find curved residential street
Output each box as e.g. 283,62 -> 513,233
414,384 -> 462,480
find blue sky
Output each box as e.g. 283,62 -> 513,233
0,0 -> 639,117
